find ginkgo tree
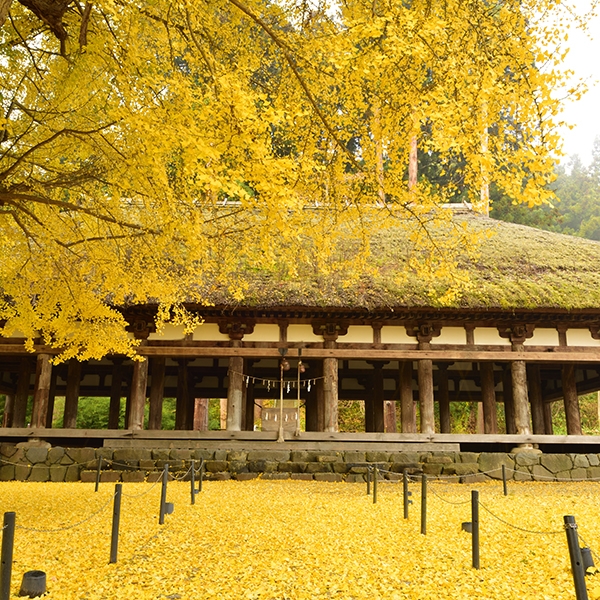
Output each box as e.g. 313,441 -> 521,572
0,0 -> 575,359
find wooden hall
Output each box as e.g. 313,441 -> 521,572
3,209 -> 600,451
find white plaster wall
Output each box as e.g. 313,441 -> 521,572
523,329 -> 559,346
243,324 -> 280,342
473,328 -> 511,346
342,326 -> 373,344
381,326 -> 414,344
431,327 -> 466,345
566,329 -> 600,347
149,324 -> 186,341
287,324 -> 322,343
191,323 -> 230,342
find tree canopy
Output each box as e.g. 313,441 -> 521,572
0,0 -> 575,359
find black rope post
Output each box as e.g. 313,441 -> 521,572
502,464 -> 508,497
373,466 -> 378,504
420,474 -> 427,536
191,460 -> 196,505
403,469 -> 409,519
109,483 -> 122,564
159,464 -> 169,525
1,512 -> 15,600
472,490 -> 480,569
198,459 -> 204,493
366,466 -> 371,496
564,515 -> 589,600
95,457 -> 103,493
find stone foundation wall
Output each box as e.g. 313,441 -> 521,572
2,442 -> 600,483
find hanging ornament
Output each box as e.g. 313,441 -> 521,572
307,381 -> 311,392
267,381 -> 271,391
287,382 -> 290,393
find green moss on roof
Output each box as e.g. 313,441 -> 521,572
201,211 -> 600,311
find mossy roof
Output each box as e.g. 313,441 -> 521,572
198,210 -> 600,312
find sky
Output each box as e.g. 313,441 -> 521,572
555,1 -> 600,166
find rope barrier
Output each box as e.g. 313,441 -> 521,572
477,500 -> 562,535
16,492 -> 116,533
576,532 -> 600,564
172,464 -> 194,481
121,475 -> 165,499
427,485 -> 472,506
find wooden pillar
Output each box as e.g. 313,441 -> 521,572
2,395 -> 14,427
193,398 -> 209,431
543,400 -> 554,434
227,354 -> 244,431
148,357 -> 166,430
108,359 -> 124,429
63,359 -> 81,429
502,365 -> 516,434
418,359 -> 434,434
31,354 -> 52,428
128,359 -> 148,430
562,363 -> 582,435
480,362 -> 498,434
511,359 -> 531,435
372,364 -> 385,433
175,359 -> 189,430
45,369 -> 57,428
527,364 -> 545,434
13,358 -> 32,428
437,364 -> 451,434
384,401 -> 397,433
323,355 -> 338,433
219,398 -> 227,430
399,361 -> 415,433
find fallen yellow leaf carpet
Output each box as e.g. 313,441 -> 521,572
1,479 -> 600,599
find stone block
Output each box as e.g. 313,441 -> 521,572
588,454 -> 600,467
80,470 -> 97,483
571,468 -> 588,481
515,453 -> 541,467
227,451 -> 247,462
229,461 -> 249,474
344,452 -> 366,463
314,473 -> 343,482
390,452 -> 421,464
457,452 -> 480,463
384,472 -> 402,481
59,454 -> 74,465
443,463 -> 479,476
67,448 -> 96,464
305,463 -> 333,474
366,452 -> 390,463
531,464 -> 554,481
27,465 -> 49,482
541,454 -> 572,474
247,450 -> 290,462
478,453 -> 515,479
100,471 -> 122,482
152,449 -> 171,461
205,460 -> 229,473
0,444 -> 17,458
193,449 -> 215,461
278,462 -> 305,473
139,459 -> 155,470
422,464 -> 443,476
0,465 -> 15,481
316,454 -> 342,463
291,473 -> 314,481
207,472 -> 231,481
333,463 -> 350,474
460,474 -> 488,484
291,451 -> 311,462
345,474 -> 366,483
588,466 -> 600,480
261,472 -> 290,480
235,473 -> 258,481
170,449 -> 192,461
573,455 -> 590,469
425,455 -> 453,464
431,452 -> 457,462
65,465 -> 80,482
113,448 -> 152,462
556,470 -> 572,481
147,471 -> 164,483
390,463 -> 421,473
350,466 -> 369,474
248,460 -> 278,473
513,468 -> 532,481
49,465 -> 67,482
48,447 -> 66,463
96,448 -> 114,460
214,450 -> 229,461
122,471 -> 146,483
15,464 -> 31,481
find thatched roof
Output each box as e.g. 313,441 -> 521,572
192,208 -> 600,313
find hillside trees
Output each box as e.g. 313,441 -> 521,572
0,0 -> 571,358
